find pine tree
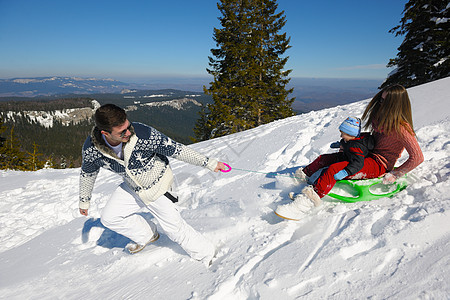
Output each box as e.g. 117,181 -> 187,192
0,119 -> 7,168
194,0 -> 294,141
0,123 -> 29,170
0,120 -> 47,171
382,0 -> 450,88
26,142 -> 45,171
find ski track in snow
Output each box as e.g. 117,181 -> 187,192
0,77 -> 449,299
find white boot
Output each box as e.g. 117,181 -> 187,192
294,167 -> 308,184
126,231 -> 160,254
275,194 -> 316,221
302,185 -> 322,207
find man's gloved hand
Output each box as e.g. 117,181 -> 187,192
334,169 -> 348,181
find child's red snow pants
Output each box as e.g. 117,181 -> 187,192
303,153 -> 387,198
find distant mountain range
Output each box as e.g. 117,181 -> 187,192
0,76 -> 383,112
288,77 -> 383,112
0,76 -> 149,97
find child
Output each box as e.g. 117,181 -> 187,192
275,116 -> 374,221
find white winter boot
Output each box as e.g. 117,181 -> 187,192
302,185 -> 322,207
294,167 -> 308,184
126,231 -> 160,254
275,194 -> 316,221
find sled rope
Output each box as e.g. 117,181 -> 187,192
221,163 -> 409,202
222,163 -> 299,179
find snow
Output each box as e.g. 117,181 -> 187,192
11,79 -> 40,84
141,98 -> 202,110
2,100 -> 100,129
5,109 -> 82,128
11,77 -> 59,83
143,94 -> 169,98
433,17 -> 448,24
0,77 -> 449,299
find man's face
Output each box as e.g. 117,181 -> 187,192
102,120 -> 132,145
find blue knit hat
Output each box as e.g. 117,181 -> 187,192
339,117 -> 361,137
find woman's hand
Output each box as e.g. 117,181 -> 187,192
382,173 -> 397,184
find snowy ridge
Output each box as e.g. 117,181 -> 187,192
141,98 -> 202,110
10,77 -> 117,84
1,100 -> 100,128
0,77 -> 128,97
0,77 -> 449,299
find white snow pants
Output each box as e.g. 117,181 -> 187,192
101,182 -> 215,261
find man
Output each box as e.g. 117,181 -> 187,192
79,104 -> 226,265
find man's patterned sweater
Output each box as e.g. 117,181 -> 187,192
79,122 -> 218,209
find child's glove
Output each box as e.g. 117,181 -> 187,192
334,169 -> 348,181
382,172 -> 397,184
330,141 -> 341,148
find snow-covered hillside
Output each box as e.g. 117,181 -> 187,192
2,100 -> 100,128
0,77 -> 449,299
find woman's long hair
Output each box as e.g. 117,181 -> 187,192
362,84 -> 415,136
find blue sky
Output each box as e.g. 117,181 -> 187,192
0,0 -> 407,83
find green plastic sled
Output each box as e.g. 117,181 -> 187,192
327,176 -> 408,203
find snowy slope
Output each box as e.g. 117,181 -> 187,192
0,77 -> 449,299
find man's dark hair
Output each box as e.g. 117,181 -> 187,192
94,104 -> 127,132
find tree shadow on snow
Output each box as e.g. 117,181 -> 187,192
261,167 -> 300,190
261,166 -> 304,196
263,166 -> 299,179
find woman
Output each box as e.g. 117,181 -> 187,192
360,84 -> 424,184
275,84 -> 424,221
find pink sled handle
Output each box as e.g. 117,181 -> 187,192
220,163 -> 232,173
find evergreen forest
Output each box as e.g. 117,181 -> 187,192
0,98 -> 95,169
382,0 -> 449,88
0,92 -> 211,170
